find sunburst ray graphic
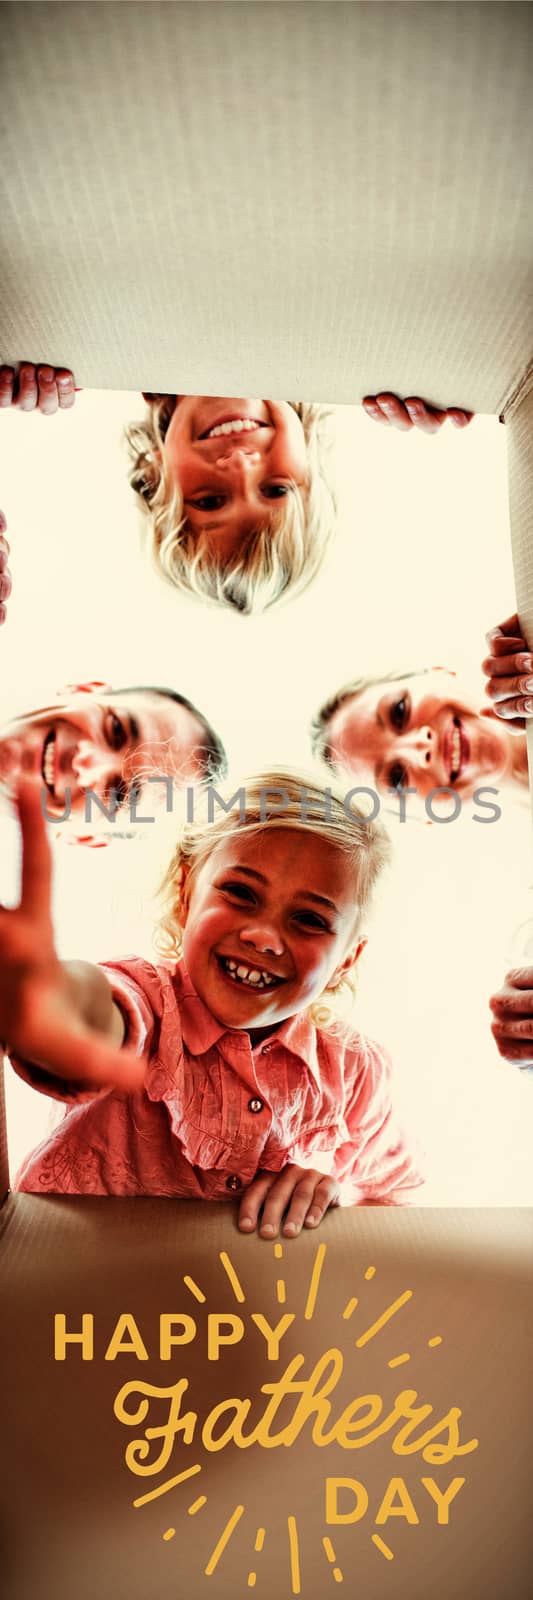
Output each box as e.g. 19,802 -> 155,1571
126,1243 -> 449,1588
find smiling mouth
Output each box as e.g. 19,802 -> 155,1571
199,417 -> 268,441
218,956 -> 284,992
447,715 -> 470,783
41,729 -> 58,796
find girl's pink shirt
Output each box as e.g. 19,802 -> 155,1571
14,957 -> 423,1201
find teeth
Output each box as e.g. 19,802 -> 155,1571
42,732 -> 56,791
206,419 -> 262,439
450,726 -> 461,778
221,957 -> 278,990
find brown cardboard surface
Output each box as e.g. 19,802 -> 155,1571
1,1200 -> 532,1598
1,2 -> 532,407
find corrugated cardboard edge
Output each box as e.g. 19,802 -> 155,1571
502,375 -> 533,829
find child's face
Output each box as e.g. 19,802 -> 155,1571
181,828 -> 365,1031
162,398 -> 309,561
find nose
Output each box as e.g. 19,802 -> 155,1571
71,738 -> 118,788
214,446 -> 261,483
395,725 -> 434,765
239,921 -> 285,959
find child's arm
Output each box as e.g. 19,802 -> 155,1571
482,614 -> 533,729
238,1166 -> 340,1239
489,968 -> 533,1067
362,393 -> 472,433
0,509 -> 11,625
0,364 -> 76,414
1,780 -> 144,1092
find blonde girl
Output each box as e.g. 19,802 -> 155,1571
4,770 -> 421,1227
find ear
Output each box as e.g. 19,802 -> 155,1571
56,681 -> 111,696
331,936 -> 367,987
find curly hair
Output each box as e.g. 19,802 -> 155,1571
155,765 -> 391,1027
125,399 -> 336,615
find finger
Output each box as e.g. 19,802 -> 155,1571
0,367 -> 15,407
485,636 -> 528,660
490,988 -> 533,1018
446,408 -> 474,428
491,1015 -> 533,1041
17,779 -> 53,920
37,366 -> 59,416
362,397 -> 394,426
238,1171 -> 276,1232
260,1170 -> 312,1237
482,651 -> 533,680
404,398 -> 447,434
490,1025 -> 533,1066
483,670 -> 533,700
56,369 -> 76,410
502,967 -> 533,991
0,602 -> 7,625
0,509 -> 7,534
0,539 -> 11,569
485,615 -> 525,650
285,1177 -> 339,1237
488,695 -> 533,720
0,569 -> 12,603
17,363 -> 39,411
375,393 -> 414,431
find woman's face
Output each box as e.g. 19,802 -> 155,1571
162,397 -> 309,560
325,671 -> 512,802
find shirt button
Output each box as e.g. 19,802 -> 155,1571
248,1097 -> 263,1114
226,1175 -> 242,1192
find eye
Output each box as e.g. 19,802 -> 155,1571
189,493 -> 227,512
389,694 -> 410,732
292,910 -> 331,932
220,880 -> 256,903
104,712 -> 127,751
387,761 -> 409,793
260,481 -> 293,500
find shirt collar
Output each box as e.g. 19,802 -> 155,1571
173,959 -> 322,1087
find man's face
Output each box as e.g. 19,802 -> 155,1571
325,670 -> 511,803
162,397 -> 309,562
0,687 -> 209,828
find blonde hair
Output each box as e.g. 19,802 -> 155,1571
156,767 -> 391,1027
125,399 -> 336,615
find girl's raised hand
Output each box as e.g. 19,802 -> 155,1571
362,393 -> 473,433
0,510 -> 11,625
238,1164 -> 340,1238
0,780 -> 145,1091
0,363 -> 76,415
482,614 -> 533,729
